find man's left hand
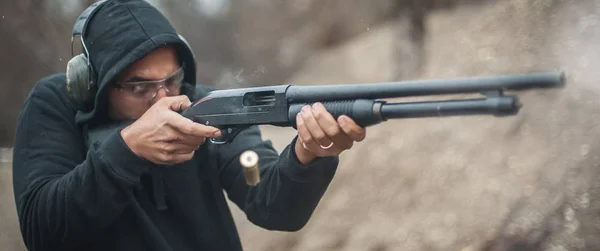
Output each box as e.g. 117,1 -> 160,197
294,102 -> 367,165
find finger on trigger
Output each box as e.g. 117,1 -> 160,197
175,135 -> 206,147
301,105 -> 332,147
339,115 -> 366,142
168,134 -> 206,148
169,115 -> 220,137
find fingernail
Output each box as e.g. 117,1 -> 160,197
302,105 -> 311,113
213,130 -> 222,137
338,116 -> 347,126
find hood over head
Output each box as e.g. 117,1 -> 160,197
74,0 -> 197,125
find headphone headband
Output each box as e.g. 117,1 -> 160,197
73,0 -> 107,37
70,0 -> 107,57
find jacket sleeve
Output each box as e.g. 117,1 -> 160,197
11,82 -> 153,250
213,125 -> 339,231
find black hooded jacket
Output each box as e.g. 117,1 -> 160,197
11,0 -> 339,250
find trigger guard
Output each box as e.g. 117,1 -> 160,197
209,137 -> 228,145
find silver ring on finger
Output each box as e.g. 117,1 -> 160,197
319,142 -> 334,149
302,142 -> 309,150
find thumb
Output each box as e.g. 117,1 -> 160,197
166,95 -> 192,112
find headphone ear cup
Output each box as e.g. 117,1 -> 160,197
66,54 -> 96,110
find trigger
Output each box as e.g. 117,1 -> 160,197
209,128 -> 233,145
209,127 -> 245,144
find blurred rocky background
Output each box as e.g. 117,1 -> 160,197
2,0 -> 600,250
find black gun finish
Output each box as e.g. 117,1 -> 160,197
183,85 -> 292,127
285,72 -> 564,102
181,72 -> 565,144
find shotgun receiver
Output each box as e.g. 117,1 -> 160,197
180,72 -> 565,144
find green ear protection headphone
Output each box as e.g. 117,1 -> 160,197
66,0 -> 107,111
66,0 -> 197,111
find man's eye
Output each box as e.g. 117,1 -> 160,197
165,80 -> 179,88
132,85 -> 147,94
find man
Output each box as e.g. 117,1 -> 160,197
12,0 -> 366,250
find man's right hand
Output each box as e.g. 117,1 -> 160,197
120,95 -> 221,165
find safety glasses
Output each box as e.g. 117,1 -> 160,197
115,66 -> 185,100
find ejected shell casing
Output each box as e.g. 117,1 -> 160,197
240,150 -> 260,186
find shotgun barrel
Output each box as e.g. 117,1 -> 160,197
285,72 -> 565,102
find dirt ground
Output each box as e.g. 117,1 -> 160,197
3,0 -> 600,250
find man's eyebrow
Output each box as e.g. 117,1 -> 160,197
124,76 -> 154,82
